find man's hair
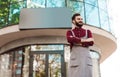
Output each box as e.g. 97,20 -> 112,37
72,13 -> 81,21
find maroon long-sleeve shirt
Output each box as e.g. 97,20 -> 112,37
66,27 -> 94,48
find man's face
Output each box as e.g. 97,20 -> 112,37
73,16 -> 83,27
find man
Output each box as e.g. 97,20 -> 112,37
66,13 -> 94,77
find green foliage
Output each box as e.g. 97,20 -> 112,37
0,1 -> 25,28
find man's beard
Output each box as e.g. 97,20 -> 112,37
75,22 -> 83,28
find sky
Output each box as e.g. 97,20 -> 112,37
100,0 -> 120,77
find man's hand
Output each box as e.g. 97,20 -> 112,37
81,38 -> 94,42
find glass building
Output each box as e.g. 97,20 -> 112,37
0,0 -> 117,77
0,0 -> 113,32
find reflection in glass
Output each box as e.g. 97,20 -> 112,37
0,54 -> 12,77
49,54 -> 61,77
23,46 -> 30,77
0,1 -> 9,27
98,0 -> 107,11
85,3 -> 100,27
47,0 -> 65,7
16,69 -> 21,74
33,54 -> 46,77
0,0 -> 114,34
99,10 -> 110,31
67,1 -> 85,22
17,63 -> 22,67
0,49 -> 23,77
90,51 -> 100,59
0,1 -> 26,28
27,0 -> 45,8
31,45 -> 64,51
84,0 -> 98,6
9,1 -> 26,25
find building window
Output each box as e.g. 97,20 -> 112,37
84,0 -> 98,6
47,0 -> 65,7
27,0 -> 45,8
31,45 -> 64,51
85,3 -> 100,27
0,49 -> 23,77
67,1 -> 85,22
99,10 -> 110,31
9,1 -> 25,25
98,0 -> 107,11
0,54 -> 12,77
0,0 -> 114,34
27,0 -> 65,8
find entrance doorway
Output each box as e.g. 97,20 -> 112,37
29,50 -> 65,77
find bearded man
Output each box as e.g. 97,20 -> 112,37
66,13 -> 94,77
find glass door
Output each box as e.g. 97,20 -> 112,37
29,51 -> 65,77
32,53 -> 46,77
48,53 -> 62,77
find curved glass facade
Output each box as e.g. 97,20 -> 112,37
0,0 -> 112,33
